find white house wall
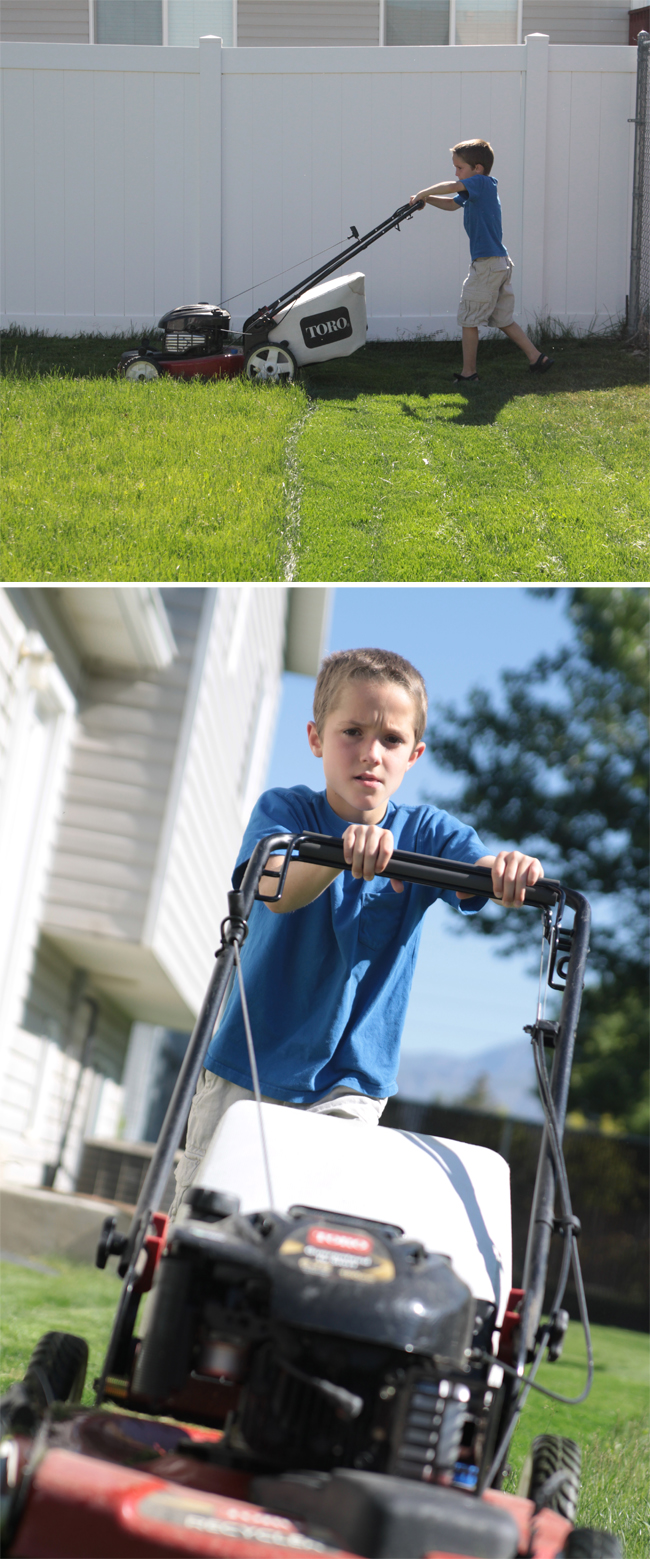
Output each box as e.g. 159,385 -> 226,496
0,591 -> 25,792
1,935 -> 131,1188
522,0 -> 629,45
0,37 -> 636,336
148,586 -> 288,1019
0,1 -> 90,41
0,0 -> 633,48
21,935 -> 132,1085
0,616 -> 77,1064
37,586 -> 289,1025
237,0 -> 381,44
38,588 -> 206,1020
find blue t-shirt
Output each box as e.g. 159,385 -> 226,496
204,785 -> 488,1103
454,175 -> 508,262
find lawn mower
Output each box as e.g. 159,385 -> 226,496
117,201 -> 424,385
0,835 -> 623,1559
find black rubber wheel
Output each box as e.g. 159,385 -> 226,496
520,1433 -> 581,1521
564,1530 -> 623,1558
23,1331 -> 88,1409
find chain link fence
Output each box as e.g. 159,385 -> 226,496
629,31 -> 650,345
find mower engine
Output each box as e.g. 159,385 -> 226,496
118,302 -> 244,381
119,1104 -> 510,1496
158,303 -> 233,357
131,1203 -> 495,1487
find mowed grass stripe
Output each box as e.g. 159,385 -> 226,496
2,372 -> 307,582
295,353 -> 648,582
1,333 -> 647,582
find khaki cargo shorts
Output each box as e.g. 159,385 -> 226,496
457,256 -> 515,329
169,1069 -> 387,1220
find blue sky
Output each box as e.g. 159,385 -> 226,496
265,585 -> 571,1060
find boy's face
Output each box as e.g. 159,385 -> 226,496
453,154 -> 484,180
307,679 -> 426,825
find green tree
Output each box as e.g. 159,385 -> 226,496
430,588 -> 649,1134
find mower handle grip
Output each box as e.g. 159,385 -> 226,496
249,831 -> 561,910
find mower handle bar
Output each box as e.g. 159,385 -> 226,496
265,831 -> 561,910
96,830 -> 590,1414
242,200 -> 425,335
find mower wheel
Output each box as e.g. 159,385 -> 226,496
23,1331 -> 89,1409
124,358 -> 159,381
564,1530 -> 623,1558
245,343 -> 296,384
519,1433 -> 581,1521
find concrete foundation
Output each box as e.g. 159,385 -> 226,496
0,1185 -> 132,1265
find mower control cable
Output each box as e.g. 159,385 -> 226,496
233,939 -> 275,1212
221,236 -> 360,307
241,200 -> 425,333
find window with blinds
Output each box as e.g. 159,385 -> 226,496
456,0 -> 518,44
95,0 -> 162,43
168,0 -> 234,46
385,0 -> 450,44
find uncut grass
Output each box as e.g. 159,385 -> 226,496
502,1322 -> 649,1556
297,339 -> 648,582
2,341 -> 306,580
0,1257 -> 119,1409
1,1264 -> 647,1551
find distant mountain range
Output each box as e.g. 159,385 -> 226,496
397,1038 -> 543,1122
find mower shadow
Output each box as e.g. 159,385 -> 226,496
303,339 -> 646,428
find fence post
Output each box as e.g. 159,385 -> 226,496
199,35 -> 222,306
521,32 -> 549,331
629,31 -> 649,339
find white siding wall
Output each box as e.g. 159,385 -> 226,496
38,587 -> 288,1023
0,37 -> 636,337
148,586 -> 288,1018
0,592 -> 24,794
0,0 -> 89,41
0,618 -> 77,1072
21,935 -> 132,1083
0,0 -> 631,48
0,585 -> 290,1186
522,0 -> 629,44
41,590 -> 203,951
1,933 -> 131,1190
238,0 -> 380,44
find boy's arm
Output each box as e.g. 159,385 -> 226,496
260,858 -> 341,913
262,824 -> 401,914
423,196 -> 458,212
457,851 -> 544,908
411,180 -> 466,200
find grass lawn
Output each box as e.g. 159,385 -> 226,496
1,1256 -> 648,1552
1,331 -> 647,583
297,340 -> 649,582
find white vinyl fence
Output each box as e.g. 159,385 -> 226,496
0,35 -> 636,337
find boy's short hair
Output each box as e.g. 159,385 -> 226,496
313,648 -> 428,744
451,139 -> 494,175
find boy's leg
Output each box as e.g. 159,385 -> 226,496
171,1078 -> 388,1222
169,1071 -> 255,1220
305,1088 -> 387,1126
461,327 -> 479,377
491,265 -> 553,370
498,320 -> 542,363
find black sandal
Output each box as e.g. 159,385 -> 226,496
452,371 -> 479,383
529,353 -> 554,373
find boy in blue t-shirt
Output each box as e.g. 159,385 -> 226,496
170,647 -> 543,1217
411,138 -> 553,384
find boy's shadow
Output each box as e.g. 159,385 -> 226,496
305,340 -> 643,429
